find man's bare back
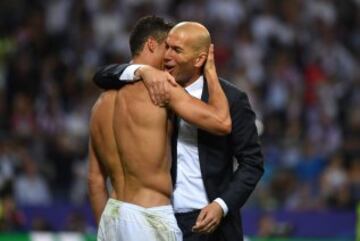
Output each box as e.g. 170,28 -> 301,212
90,82 -> 173,209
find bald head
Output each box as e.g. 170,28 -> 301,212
170,22 -> 211,54
164,21 -> 212,86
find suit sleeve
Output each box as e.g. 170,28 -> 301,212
93,63 -> 130,89
220,91 -> 264,212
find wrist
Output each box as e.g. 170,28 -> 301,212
134,67 -> 144,81
205,70 -> 217,78
214,198 -> 228,217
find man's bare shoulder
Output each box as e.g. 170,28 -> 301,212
116,81 -> 162,110
92,90 -> 117,110
90,90 -> 117,129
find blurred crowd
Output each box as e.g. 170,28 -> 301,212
0,0 -> 359,232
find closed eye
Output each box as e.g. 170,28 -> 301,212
174,47 -> 182,53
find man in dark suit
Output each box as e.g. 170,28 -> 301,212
93,19 -> 264,241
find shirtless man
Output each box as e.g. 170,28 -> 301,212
88,16 -> 230,241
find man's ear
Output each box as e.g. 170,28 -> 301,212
146,37 -> 158,53
194,52 -> 207,68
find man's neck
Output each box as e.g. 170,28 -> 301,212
131,55 -> 154,68
183,72 -> 202,88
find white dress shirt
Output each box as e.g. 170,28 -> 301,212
172,76 -> 209,213
120,66 -> 228,216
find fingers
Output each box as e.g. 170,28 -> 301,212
201,218 -> 217,233
195,209 -> 207,226
205,43 -> 215,69
167,73 -> 177,87
192,209 -> 206,232
163,81 -> 170,103
192,209 -> 213,233
207,44 -> 214,59
153,84 -> 162,105
148,87 -> 158,105
150,81 -> 171,106
192,203 -> 222,234
207,220 -> 219,233
193,215 -> 210,232
141,69 -> 173,106
193,215 -> 218,233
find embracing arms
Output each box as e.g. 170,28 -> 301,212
93,45 -> 231,135
165,44 -> 231,135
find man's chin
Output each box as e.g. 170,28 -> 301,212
175,77 -> 187,87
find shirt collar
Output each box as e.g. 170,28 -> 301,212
185,75 -> 204,93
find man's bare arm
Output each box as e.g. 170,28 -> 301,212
87,138 -> 108,224
167,44 -> 231,135
93,64 -> 176,105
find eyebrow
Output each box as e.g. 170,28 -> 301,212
166,41 -> 184,52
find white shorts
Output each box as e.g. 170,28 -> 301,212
97,199 -> 183,241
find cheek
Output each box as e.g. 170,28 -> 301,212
160,49 -> 167,58
174,56 -> 187,69
175,63 -> 193,80
178,61 -> 192,72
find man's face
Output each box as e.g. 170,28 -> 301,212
163,30 -> 198,86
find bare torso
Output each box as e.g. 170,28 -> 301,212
90,82 -> 172,208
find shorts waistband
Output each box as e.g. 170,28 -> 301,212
107,198 -> 174,213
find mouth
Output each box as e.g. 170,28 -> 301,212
164,64 -> 175,73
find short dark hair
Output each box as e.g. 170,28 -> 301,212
129,16 -> 173,57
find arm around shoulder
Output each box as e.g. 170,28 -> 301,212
167,85 -> 231,135
167,44 -> 231,135
93,63 -> 131,89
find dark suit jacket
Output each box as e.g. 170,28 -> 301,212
93,64 -> 264,241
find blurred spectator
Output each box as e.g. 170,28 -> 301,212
320,155 -> 350,208
348,159 -> 360,205
0,139 -> 16,189
46,135 -> 77,200
70,158 -> 88,204
295,139 -> 326,185
257,214 -> 293,237
0,191 -> 26,232
64,211 -> 91,233
343,105 -> 360,160
207,0 -> 246,28
13,152 -> 51,205
233,22 -> 265,86
31,215 -> 53,231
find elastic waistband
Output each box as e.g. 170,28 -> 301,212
107,198 -> 174,213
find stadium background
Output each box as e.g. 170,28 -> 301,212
0,0 -> 359,240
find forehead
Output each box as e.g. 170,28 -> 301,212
166,30 -> 190,48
